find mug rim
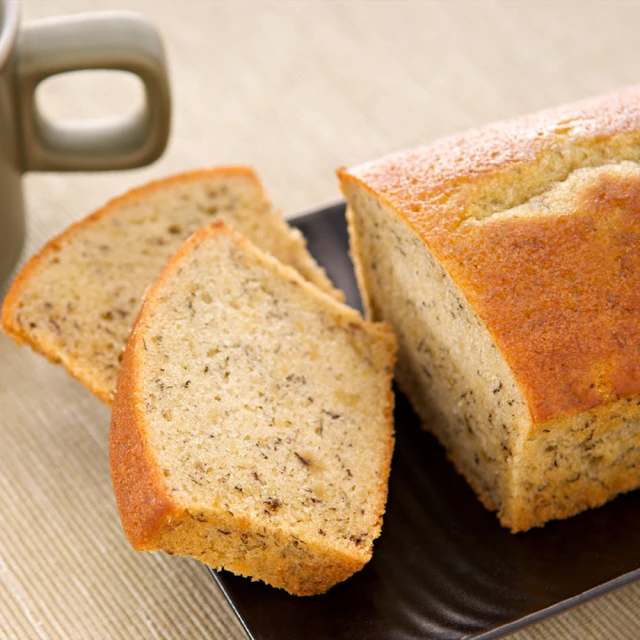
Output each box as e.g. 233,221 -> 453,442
0,0 -> 18,68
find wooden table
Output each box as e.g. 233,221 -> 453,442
2,1 -> 639,637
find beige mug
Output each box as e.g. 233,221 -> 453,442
0,0 -> 171,285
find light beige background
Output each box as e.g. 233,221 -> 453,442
1,1 -> 639,638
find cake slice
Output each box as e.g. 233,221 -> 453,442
2,167 -> 341,404
339,86 -> 640,532
110,222 -> 396,595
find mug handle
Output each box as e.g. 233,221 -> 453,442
15,11 -> 171,172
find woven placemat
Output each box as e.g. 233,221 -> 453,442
1,1 -> 638,637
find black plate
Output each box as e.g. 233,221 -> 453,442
211,202 -> 640,640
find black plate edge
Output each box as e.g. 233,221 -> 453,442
210,556 -> 640,640
208,201 -> 640,639
211,570 -> 254,640
470,568 -> 640,639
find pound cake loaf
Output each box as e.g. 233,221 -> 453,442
339,86 -> 640,532
110,221 -> 396,595
2,167 -> 341,405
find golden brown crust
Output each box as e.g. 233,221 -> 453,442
339,86 -> 640,232
339,86 -> 640,424
109,317 -> 178,550
453,173 -> 640,424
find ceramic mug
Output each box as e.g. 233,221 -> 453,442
0,0 -> 171,285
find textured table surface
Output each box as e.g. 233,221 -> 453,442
2,1 -> 640,638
